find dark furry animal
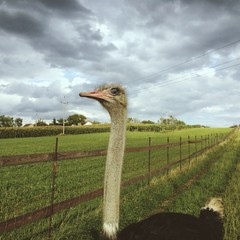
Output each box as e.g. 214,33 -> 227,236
118,198 -> 224,240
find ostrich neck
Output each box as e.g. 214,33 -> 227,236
103,108 -> 127,239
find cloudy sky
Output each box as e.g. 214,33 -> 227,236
0,0 -> 240,127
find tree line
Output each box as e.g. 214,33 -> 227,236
0,115 -> 23,127
0,114 -> 204,128
0,114 -> 96,127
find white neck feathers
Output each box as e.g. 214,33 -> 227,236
103,108 -> 127,239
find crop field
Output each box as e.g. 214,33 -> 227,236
1,128 -> 240,239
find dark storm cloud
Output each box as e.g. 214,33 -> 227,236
0,0 -> 116,68
183,0 -> 240,8
0,10 -> 44,38
0,0 -> 92,18
124,0 -> 240,61
39,0 -> 92,15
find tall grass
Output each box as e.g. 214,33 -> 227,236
224,157 -> 240,239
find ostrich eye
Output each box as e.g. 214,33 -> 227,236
110,88 -> 119,95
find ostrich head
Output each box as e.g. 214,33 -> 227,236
79,83 -> 127,116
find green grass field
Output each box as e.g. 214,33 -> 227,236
1,128 -> 239,239
0,127 -> 230,156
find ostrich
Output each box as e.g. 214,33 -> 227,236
117,197 -> 224,240
79,83 -> 224,240
80,83 -> 127,239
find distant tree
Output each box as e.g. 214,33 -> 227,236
127,117 -> 133,123
14,118 -> 23,127
159,115 -> 186,126
57,118 -> 63,125
141,120 -> 155,124
128,117 -> 140,123
36,120 -> 48,126
67,114 -> 87,125
52,117 -> 57,125
92,120 -> 100,124
23,123 -> 34,127
0,115 -> 14,127
230,124 -> 238,128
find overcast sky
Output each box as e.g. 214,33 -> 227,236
0,0 -> 240,127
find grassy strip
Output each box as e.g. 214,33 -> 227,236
224,157 -> 240,239
165,141 -> 238,214
164,136 -> 240,240
119,139 -> 235,225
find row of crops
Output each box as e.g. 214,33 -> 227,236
0,123 -> 205,138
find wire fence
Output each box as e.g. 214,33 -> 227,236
0,131 -> 233,238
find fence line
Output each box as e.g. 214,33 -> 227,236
0,131 -> 234,235
0,135 -> 223,167
0,157 -> 198,233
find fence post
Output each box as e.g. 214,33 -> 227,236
201,136 -> 203,151
179,137 -> 182,170
195,136 -> 197,161
48,137 -> 58,239
205,135 -> 207,150
188,136 -> 191,164
167,136 -> 169,175
148,137 -> 151,185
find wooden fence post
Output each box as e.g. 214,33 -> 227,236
188,136 -> 191,164
48,137 -> 58,239
167,137 -> 169,175
195,136 -> 197,161
205,135 -> 207,150
179,137 -> 182,170
148,137 -> 151,185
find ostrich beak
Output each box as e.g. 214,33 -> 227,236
79,90 -> 112,101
